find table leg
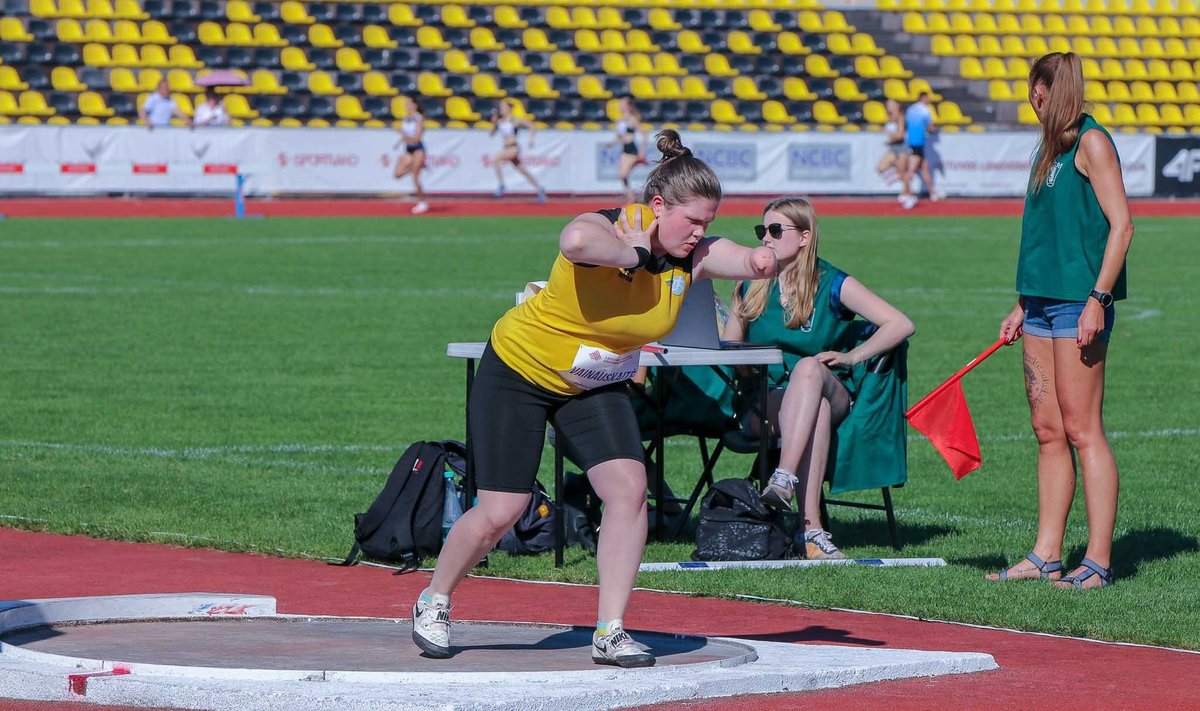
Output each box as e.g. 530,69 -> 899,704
464,357 -> 476,511
758,363 -> 770,488
554,440 -> 565,568
654,365 -> 667,540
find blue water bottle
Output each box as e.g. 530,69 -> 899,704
442,469 -> 464,543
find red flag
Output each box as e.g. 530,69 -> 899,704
905,338 -> 1006,479
906,379 -> 981,478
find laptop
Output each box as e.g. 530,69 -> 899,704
660,278 -> 774,350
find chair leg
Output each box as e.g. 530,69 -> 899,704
669,438 -> 723,541
882,486 -> 901,551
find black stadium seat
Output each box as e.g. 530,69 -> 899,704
307,2 -> 335,23
255,1 -> 280,22
253,47 -> 281,69
226,47 -> 254,69
49,91 -> 77,116
24,42 -> 52,65
198,0 -> 223,21
251,95 -> 282,118
334,3 -> 363,23
361,4 -> 385,24
471,51 -> 498,72
170,21 -> 197,44
53,43 -> 82,66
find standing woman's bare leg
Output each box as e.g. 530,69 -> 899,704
795,398 -> 835,529
428,490 -> 530,595
986,334 -> 1072,580
618,154 -> 637,202
394,154 -> 413,181
492,153 -> 507,193
1052,338 -> 1117,585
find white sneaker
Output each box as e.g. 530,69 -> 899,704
412,590 -> 452,658
930,188 -> 945,202
411,201 -> 429,214
896,193 -> 908,204
803,528 -> 846,560
760,468 -> 797,510
901,194 -> 918,210
592,620 -> 655,668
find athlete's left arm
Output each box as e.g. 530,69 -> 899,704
521,117 -> 537,148
691,237 -> 777,281
1075,130 -> 1134,347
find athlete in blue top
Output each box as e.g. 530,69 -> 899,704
899,93 -> 942,208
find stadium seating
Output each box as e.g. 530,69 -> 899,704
0,0 -> 1194,131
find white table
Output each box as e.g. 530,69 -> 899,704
447,341 -> 784,566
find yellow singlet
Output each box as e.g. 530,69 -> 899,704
491,224 -> 693,395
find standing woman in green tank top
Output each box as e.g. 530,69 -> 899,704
988,52 -> 1134,589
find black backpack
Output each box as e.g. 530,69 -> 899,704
336,440 -> 467,574
495,481 -> 557,555
692,478 -> 793,562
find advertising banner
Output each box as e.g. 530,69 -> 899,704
1153,136 -> 1200,197
0,125 -> 1158,198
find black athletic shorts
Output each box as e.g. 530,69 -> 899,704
909,144 -> 926,159
622,141 -> 639,156
469,342 -> 645,493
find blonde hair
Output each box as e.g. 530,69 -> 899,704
1028,52 -> 1085,194
733,197 -> 820,329
641,129 -> 722,206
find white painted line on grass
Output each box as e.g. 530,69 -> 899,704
638,558 -> 947,572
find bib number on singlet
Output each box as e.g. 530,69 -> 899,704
559,344 -> 639,390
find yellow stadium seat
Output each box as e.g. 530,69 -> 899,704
389,5 -> 421,27
988,79 -> 1015,100
0,67 -> 29,91
442,5 -> 475,29
87,0 -> 116,18
648,8 -> 681,31
805,54 -> 839,77
307,70 -> 342,95
84,18 -> 116,42
281,1 -> 314,25
705,54 -> 738,77
627,53 -> 654,74
884,78 -> 914,101
52,66 -> 88,91
855,56 -> 884,78
526,75 -> 559,99
546,6 -> 577,29
550,52 -> 582,75
656,76 -> 682,99
168,44 -> 201,68
224,22 -> 254,46
680,76 -> 713,99
602,53 -> 629,75
1129,80 -> 1154,102
1159,103 -> 1184,127
596,30 -> 626,52
472,74 -> 506,98
249,69 -> 284,94
762,100 -> 795,125
281,46 -> 315,70
335,95 -> 371,121
598,7 -> 629,30
1073,37 -> 1097,57
1151,81 -> 1177,102
417,26 -> 451,50
1084,80 -> 1107,101
108,67 -> 137,91
495,6 -> 527,29
626,29 -> 658,52
1017,102 -> 1038,124
498,50 -> 530,75
778,32 -> 811,56
113,19 -> 143,43
82,42 -> 112,66
470,27 -> 504,51
277,118 -> 301,127
139,42 -> 168,66
571,7 -> 598,29
863,100 -> 889,124
29,0 -> 57,18
824,10 -> 855,32
813,100 -> 847,124
934,100 -> 971,125
783,76 -> 817,100
309,24 -> 343,49
363,25 -> 396,49
111,43 -> 141,65
1124,59 -> 1148,80
749,10 -> 782,32
733,76 -> 766,100
1177,82 -> 1200,102
140,20 -> 173,44
221,93 -> 257,119
578,75 -> 611,99
1100,57 -> 1126,79
59,0 -> 86,17
677,30 -> 710,54
654,53 -> 685,76
959,57 -> 984,79
729,30 -> 762,55
902,13 -> 928,33
852,33 -> 885,56
523,28 -> 557,52
80,90 -> 114,116
57,19 -> 86,42
929,35 -> 954,55
226,0 -> 260,23
307,118 -> 330,127
1048,36 -> 1072,54
630,76 -> 657,100
444,49 -> 478,73
0,92 -> 19,116
833,76 -> 867,100
166,68 -> 197,93
115,0 -> 147,20
136,67 -> 161,91
197,21 -> 226,45
711,99 -> 745,124
336,47 -> 370,72
948,12 -> 974,33
1111,103 -> 1137,125
418,72 -> 452,97
0,17 -> 35,42
18,91 -> 55,116
1093,15 -> 1116,35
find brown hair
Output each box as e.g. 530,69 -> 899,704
641,129 -> 722,206
732,197 -> 821,329
1028,52 -> 1085,193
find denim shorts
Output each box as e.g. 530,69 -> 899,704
1023,296 -> 1115,341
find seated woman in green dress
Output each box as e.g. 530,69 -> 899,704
724,197 -> 915,559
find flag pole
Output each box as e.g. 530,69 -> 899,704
905,338 -> 1008,418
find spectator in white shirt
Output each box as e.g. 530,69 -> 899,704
194,90 -> 229,127
139,80 -> 189,128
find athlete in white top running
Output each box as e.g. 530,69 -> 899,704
488,100 -> 546,202
394,95 -> 430,214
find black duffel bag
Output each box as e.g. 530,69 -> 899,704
692,478 -> 793,561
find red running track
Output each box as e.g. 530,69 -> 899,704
0,528 -> 1197,711
0,196 -> 1197,219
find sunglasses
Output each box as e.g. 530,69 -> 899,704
754,223 -> 798,240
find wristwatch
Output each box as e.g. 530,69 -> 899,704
1089,289 -> 1114,308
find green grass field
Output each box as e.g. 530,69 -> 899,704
2,213 -> 1198,648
